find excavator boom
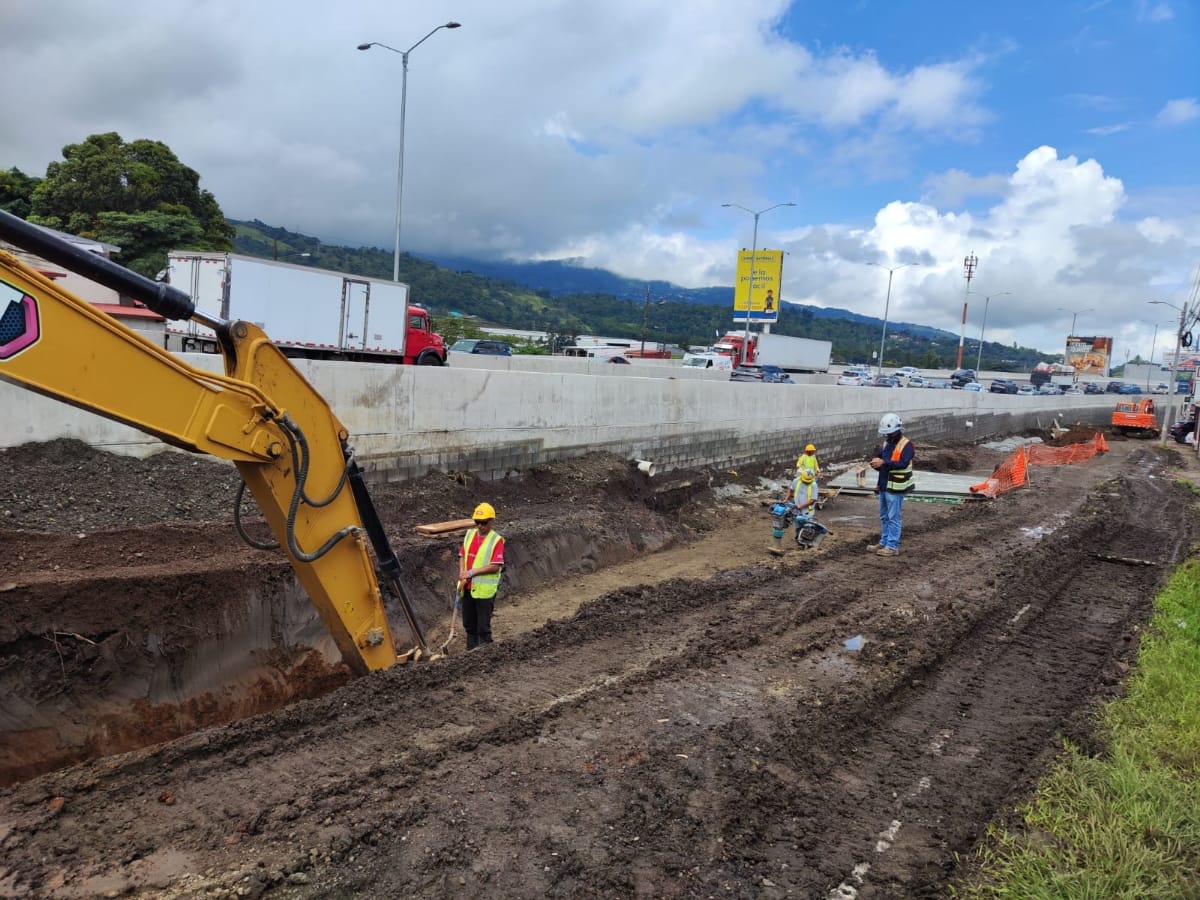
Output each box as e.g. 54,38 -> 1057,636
0,211 -> 420,673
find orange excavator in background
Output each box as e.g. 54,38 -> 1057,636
1111,397 -> 1159,437
0,210 -> 423,674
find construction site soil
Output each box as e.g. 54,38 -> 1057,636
2,429 -> 1199,898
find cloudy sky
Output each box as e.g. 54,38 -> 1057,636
2,0 -> 1197,355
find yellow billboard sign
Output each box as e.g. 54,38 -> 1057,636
733,249 -> 783,323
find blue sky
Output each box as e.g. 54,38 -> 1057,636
774,0 -> 1196,224
0,0 -> 1196,354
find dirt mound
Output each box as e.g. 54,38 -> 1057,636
0,439 -> 244,532
919,444 -> 979,472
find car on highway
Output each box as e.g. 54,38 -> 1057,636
1038,383 -> 1063,395
1117,383 -> 1143,394
730,364 -> 794,384
1105,381 -> 1125,393
1063,385 -> 1084,395
988,378 -> 1018,394
950,368 -> 977,388
925,379 -> 953,389
961,381 -> 984,392
1152,382 -> 1169,395
836,367 -> 870,385
1082,382 -> 1104,395
448,338 -> 513,356
1017,384 -> 1038,396
894,366 -> 921,382
606,355 -> 631,364
905,375 -> 927,388
869,374 -> 899,388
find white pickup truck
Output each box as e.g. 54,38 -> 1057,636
681,351 -> 733,370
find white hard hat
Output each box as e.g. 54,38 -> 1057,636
878,413 -> 903,435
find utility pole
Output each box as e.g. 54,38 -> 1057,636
640,285 -> 650,357
1151,299 -> 1191,444
957,252 -> 978,369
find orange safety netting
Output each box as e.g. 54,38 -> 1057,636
969,433 -> 1109,498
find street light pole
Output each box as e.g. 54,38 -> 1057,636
1145,321 -> 1169,389
975,291 -> 1010,376
722,202 -> 795,366
1057,306 -> 1093,338
866,262 -> 918,376
358,22 -> 462,283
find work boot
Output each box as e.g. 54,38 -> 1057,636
876,547 -> 899,557
866,542 -> 884,552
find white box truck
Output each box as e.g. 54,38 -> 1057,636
753,333 -> 832,373
163,252 -> 445,365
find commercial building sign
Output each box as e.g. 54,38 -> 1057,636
1065,335 -> 1112,376
732,249 -> 783,324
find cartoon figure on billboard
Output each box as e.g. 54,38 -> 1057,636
764,289 -> 775,312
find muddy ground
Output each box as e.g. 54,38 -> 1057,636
1,427 -> 1198,898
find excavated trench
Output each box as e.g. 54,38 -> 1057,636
0,445 -> 705,786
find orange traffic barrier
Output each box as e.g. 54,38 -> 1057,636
970,433 -> 1108,498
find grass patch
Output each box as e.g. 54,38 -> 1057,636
956,558 -> 1200,899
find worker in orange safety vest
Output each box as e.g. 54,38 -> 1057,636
458,502 -> 506,649
867,413 -> 915,557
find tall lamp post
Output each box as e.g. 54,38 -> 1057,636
1145,321 -> 1171,389
358,21 -> 462,283
722,202 -> 795,366
1150,299 -> 1191,444
866,262 -> 919,376
1057,306 -> 1093,338
975,291 -> 1010,376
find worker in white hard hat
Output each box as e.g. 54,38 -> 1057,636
458,502 -> 506,649
867,413 -> 915,557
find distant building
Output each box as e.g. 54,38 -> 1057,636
1,223 -> 165,344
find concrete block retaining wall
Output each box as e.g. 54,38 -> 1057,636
1,354 -> 1117,481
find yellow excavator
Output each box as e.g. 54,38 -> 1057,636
0,209 -> 422,674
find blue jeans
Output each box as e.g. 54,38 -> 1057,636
878,490 -> 904,550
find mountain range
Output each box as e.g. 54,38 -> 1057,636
230,219 -> 1050,369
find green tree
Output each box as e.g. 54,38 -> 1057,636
28,132 -> 232,272
0,167 -> 40,218
93,208 -> 205,278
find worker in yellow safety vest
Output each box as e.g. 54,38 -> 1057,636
795,443 -> 821,490
458,502 -> 506,649
788,466 -> 819,514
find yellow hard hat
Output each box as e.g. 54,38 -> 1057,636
472,502 -> 496,520
799,470 -> 814,484
805,444 -> 816,452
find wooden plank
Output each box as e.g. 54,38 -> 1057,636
414,518 -> 475,536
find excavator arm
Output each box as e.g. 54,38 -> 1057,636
0,210 -> 425,674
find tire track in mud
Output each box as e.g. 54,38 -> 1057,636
1,444 -> 1196,898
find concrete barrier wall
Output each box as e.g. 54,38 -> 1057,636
1,355 -> 1118,481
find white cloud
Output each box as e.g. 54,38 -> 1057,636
564,147 -> 1195,356
922,169 -> 1010,207
1136,1 -> 1174,22
1085,123 -> 1132,136
1156,98 -> 1199,125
